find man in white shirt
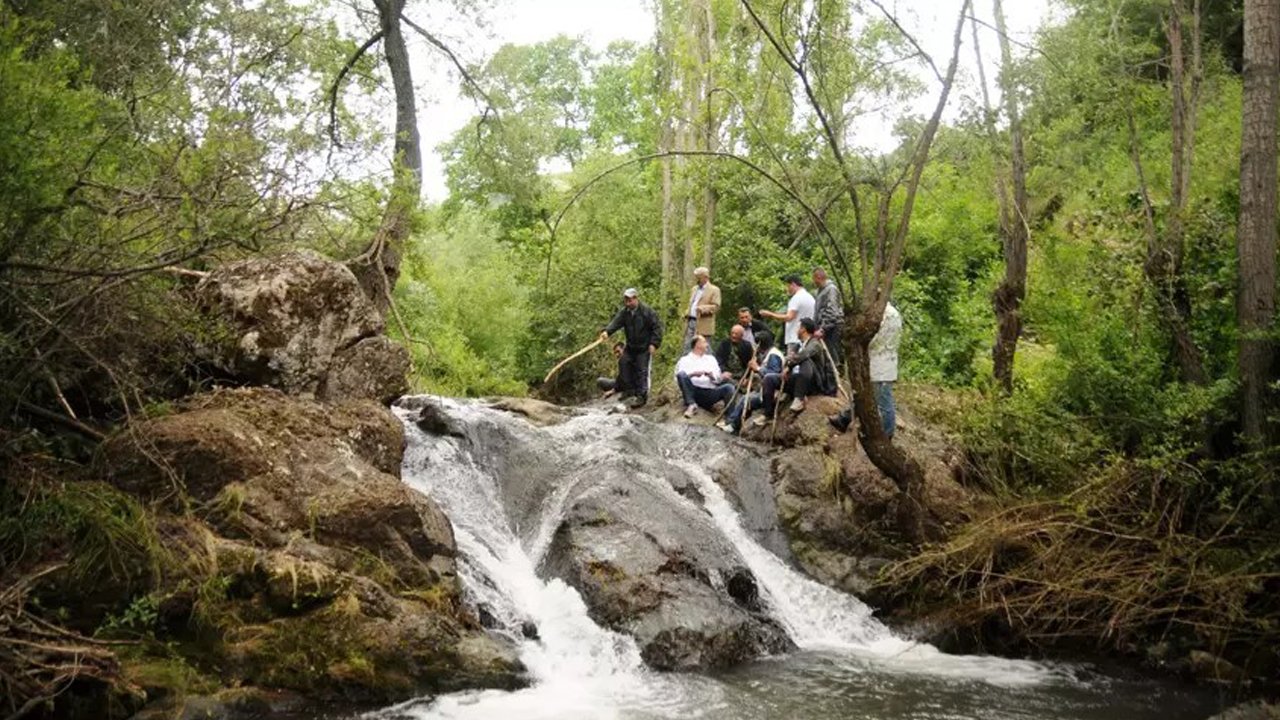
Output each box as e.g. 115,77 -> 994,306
760,274 -> 815,353
831,301 -> 902,436
674,335 -> 735,418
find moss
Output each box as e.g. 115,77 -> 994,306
120,652 -> 219,700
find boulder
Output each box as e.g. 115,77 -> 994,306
195,250 -> 407,402
96,387 -> 525,702
540,474 -> 794,671
1208,703 -> 1280,720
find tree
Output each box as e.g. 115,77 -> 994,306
1237,0 -> 1279,442
742,0 -> 973,543
979,0 -> 1030,394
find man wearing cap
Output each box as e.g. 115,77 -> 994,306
600,288 -> 663,408
682,266 -> 721,352
760,274 -> 815,354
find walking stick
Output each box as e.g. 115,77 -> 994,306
770,391 -> 787,444
819,339 -> 850,401
543,337 -> 606,384
713,374 -> 750,424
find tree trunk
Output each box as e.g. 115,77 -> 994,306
1238,0 -> 1280,442
700,0 -> 717,272
352,0 -> 421,317
843,315 -> 927,544
990,0 -> 1028,394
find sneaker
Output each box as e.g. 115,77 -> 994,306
749,414 -> 768,428
715,420 -> 734,433
828,413 -> 851,433
789,398 -> 805,413
627,396 -> 647,409
683,404 -> 698,418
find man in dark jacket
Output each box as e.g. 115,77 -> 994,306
812,267 -> 845,368
767,318 -> 836,414
736,307 -> 773,349
600,287 -> 663,408
715,324 -> 754,381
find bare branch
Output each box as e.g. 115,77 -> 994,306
399,15 -> 497,112
326,30 -> 384,149
866,0 -> 943,83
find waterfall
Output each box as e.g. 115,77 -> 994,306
379,399 -> 1065,720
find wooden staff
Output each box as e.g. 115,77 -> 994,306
819,339 -> 850,401
713,373 -> 750,424
543,337 -> 606,384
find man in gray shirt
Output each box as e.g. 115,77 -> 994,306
812,267 -> 845,368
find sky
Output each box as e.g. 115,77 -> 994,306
404,0 -> 1062,201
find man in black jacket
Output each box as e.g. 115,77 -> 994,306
773,318 -> 836,413
736,307 -> 773,348
714,324 -> 754,381
600,288 -> 663,408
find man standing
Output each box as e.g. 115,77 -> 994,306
760,274 -> 815,353
683,266 -> 721,352
812,267 -> 845,368
715,324 -> 754,381
675,335 -> 735,418
736,307 -> 772,349
600,288 -> 663,409
830,301 -> 902,436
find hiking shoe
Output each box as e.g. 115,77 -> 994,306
715,420 -> 734,433
789,398 -> 805,413
749,414 -> 768,428
683,404 -> 698,418
626,396 -> 647,409
828,413 -> 851,433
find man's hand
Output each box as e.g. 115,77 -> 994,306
721,371 -> 733,381
599,330 -> 609,343
648,345 -> 656,355
748,358 -> 759,372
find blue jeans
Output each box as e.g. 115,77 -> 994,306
676,372 -> 734,410
874,381 -> 895,437
726,391 -> 766,431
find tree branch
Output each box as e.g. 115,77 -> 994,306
327,30 -> 384,149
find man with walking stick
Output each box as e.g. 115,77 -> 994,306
600,288 -> 663,409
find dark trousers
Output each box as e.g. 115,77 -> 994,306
760,372 -> 783,417
727,391 -> 766,430
676,372 -> 734,410
617,348 -> 651,399
822,325 -> 843,371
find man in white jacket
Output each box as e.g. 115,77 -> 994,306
830,302 -> 902,437
674,335 -> 735,418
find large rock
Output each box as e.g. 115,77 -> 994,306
539,472 -> 794,671
96,387 -> 524,702
195,250 -> 408,401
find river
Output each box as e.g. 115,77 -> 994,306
348,399 -> 1224,720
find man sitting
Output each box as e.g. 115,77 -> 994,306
763,318 -> 835,415
720,335 -> 785,433
675,334 -> 735,418
715,324 -> 754,381
736,307 -> 773,348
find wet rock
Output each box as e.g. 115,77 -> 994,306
1187,650 -> 1250,684
194,250 -> 407,402
1208,702 -> 1280,720
488,397 -> 577,426
521,621 -> 540,640
541,474 -> 794,671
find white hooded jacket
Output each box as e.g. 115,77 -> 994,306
869,303 -> 902,382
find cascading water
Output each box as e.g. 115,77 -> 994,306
372,398 -> 1219,720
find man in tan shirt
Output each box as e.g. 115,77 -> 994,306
682,266 -> 721,352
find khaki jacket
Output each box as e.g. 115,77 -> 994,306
686,281 -> 721,336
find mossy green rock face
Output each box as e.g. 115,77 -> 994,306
92,387 -> 524,708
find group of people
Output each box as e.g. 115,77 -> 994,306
599,266 -> 902,437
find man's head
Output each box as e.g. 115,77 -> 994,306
812,267 -> 828,288
737,307 -> 753,325
782,274 -> 804,295
612,342 -> 624,358
799,317 -> 816,339
730,324 -> 744,343
693,266 -> 710,285
692,334 -> 709,354
622,287 -> 639,309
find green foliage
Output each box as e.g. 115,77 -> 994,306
395,206 -> 532,396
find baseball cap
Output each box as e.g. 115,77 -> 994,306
622,288 -> 639,298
